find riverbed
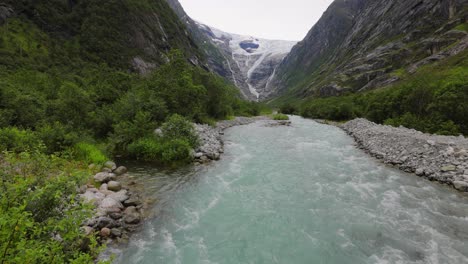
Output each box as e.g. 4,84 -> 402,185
114,116 -> 468,264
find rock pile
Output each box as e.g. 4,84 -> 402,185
342,118 -> 468,192
79,162 -> 143,243
193,117 -> 266,164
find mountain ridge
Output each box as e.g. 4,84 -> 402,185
269,0 -> 468,100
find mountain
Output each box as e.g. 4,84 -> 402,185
1,0 -> 204,73
197,24 -> 297,101
164,0 -> 296,101
269,0 -> 468,99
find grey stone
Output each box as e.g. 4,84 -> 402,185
415,168 -> 425,176
123,206 -> 141,224
104,161 -> 117,171
81,226 -> 94,236
100,228 -> 111,238
123,196 -> 142,207
107,181 -> 122,192
113,166 -> 128,176
453,181 -> 468,191
94,172 -> 115,183
441,165 -> 457,172
111,228 -> 122,238
107,190 -> 129,202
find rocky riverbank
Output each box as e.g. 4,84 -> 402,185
193,116 -> 268,164
342,118 -> 468,192
79,161 -> 144,244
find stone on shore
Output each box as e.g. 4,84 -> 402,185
113,166 -> 128,176
107,181 -> 122,192
123,206 -> 141,224
94,172 -> 116,183
342,118 -> 468,192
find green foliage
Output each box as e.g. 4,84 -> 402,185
126,115 -> 198,164
0,152 -> 103,263
161,114 -> 199,148
272,114 -> 290,121
279,103 -> 298,115
454,23 -> 468,32
0,127 -> 43,153
72,143 -> 108,165
298,51 -> 468,135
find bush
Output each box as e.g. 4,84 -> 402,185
127,137 -> 193,164
0,152 -> 103,263
161,114 -> 199,148
72,142 -> 108,165
273,114 -> 290,120
127,137 -> 161,161
0,127 -> 43,153
279,103 -> 297,114
160,139 -> 193,163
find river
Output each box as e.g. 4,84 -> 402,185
114,116 -> 468,264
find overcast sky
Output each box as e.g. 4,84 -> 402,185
178,0 -> 334,41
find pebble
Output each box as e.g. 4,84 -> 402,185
342,118 -> 468,193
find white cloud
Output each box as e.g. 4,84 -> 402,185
178,0 -> 334,41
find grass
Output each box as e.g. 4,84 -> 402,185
272,114 -> 290,121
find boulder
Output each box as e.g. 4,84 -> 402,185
107,190 -> 129,203
104,161 -> 117,171
441,165 -> 457,172
415,168 -> 425,176
94,216 -> 116,229
113,166 -> 128,176
100,228 -> 111,238
453,181 -> 468,191
123,206 -> 141,224
111,228 -> 122,238
81,226 -> 94,236
99,197 -> 123,214
94,172 -> 115,183
107,181 -> 122,192
81,191 -> 105,206
123,196 -> 142,207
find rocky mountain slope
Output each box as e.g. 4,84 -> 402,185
199,24 -> 297,101
1,0 -> 204,73
164,0 -> 296,100
269,0 -> 468,100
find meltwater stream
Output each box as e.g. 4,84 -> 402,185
116,116 -> 468,264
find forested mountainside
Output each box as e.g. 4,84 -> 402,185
0,2 -> 263,261
273,0 -> 468,136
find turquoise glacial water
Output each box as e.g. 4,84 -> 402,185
115,116 -> 468,264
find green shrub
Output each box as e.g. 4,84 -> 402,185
72,142 -> 108,165
36,122 -> 81,154
127,137 -> 193,164
279,103 -> 297,115
273,114 -> 290,120
0,127 -> 43,153
160,139 -> 193,163
127,137 -> 161,161
161,114 -> 199,148
0,152 -> 103,263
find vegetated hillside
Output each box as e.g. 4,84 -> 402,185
0,1 -> 264,262
164,0 -> 234,79
270,0 -> 468,99
272,0 -> 468,136
1,0 -> 204,73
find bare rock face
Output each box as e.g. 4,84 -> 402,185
270,0 -> 468,99
0,4 -> 14,25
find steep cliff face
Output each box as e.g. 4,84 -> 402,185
198,24 -> 296,101
164,0 -> 236,88
164,0 -> 296,100
3,0 -> 203,73
270,0 -> 468,100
